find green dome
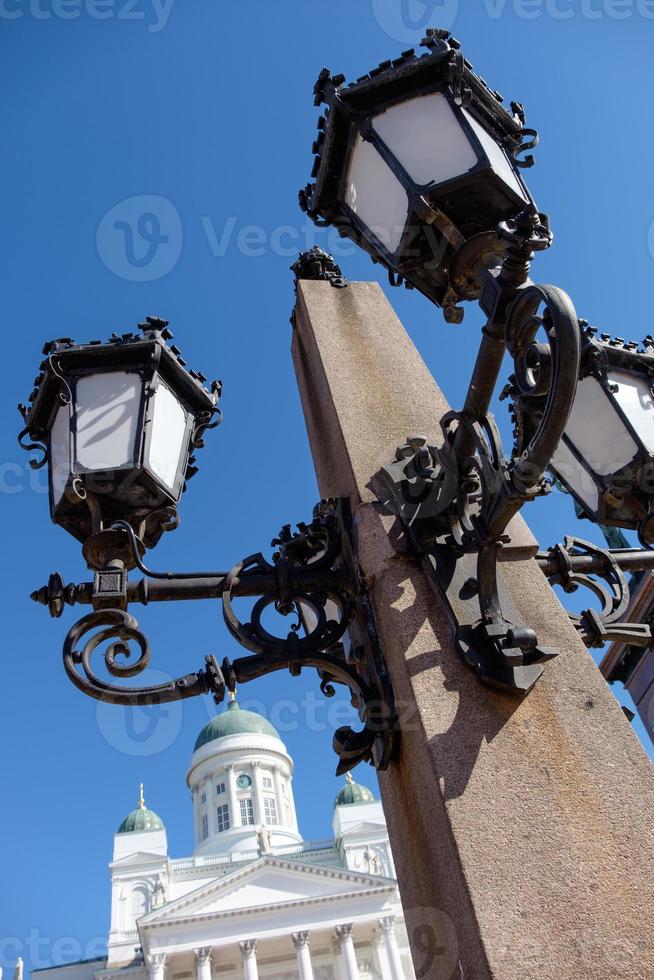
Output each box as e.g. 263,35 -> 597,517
118,786 -> 164,834
193,699 -> 279,751
334,773 -> 377,807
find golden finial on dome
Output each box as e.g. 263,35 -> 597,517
229,688 -> 237,702
346,771 -> 354,784
138,783 -> 145,809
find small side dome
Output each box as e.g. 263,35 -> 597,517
193,697 -> 279,751
117,785 -> 165,834
334,771 -> 377,807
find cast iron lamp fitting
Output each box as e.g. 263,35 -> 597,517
22,30 -> 654,773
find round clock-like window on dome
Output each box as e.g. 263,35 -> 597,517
236,773 -> 252,789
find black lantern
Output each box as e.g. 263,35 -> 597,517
547,330 -> 654,545
18,316 -> 221,568
300,29 -> 537,321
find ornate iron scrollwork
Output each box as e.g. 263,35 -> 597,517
373,272 -> 582,695
63,609 -> 225,705
40,499 -> 396,774
537,536 -> 652,648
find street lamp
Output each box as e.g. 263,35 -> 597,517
22,320 -> 395,773
20,29 -> 654,763
300,27 -> 540,322
547,329 -> 654,546
299,29 -> 654,693
18,316 -> 221,569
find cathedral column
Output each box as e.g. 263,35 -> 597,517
194,948 -> 212,980
272,765 -> 288,830
251,761 -> 264,825
239,940 -> 258,980
334,925 -> 359,980
291,932 -> 314,980
146,953 -> 166,980
378,918 -> 403,980
225,764 -> 238,828
373,930 -> 393,980
206,776 -> 218,837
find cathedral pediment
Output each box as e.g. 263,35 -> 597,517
138,857 -> 396,926
339,820 -> 388,837
111,851 -> 168,868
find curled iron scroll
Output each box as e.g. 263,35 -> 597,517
541,537 -> 652,648
221,501 -> 395,773
63,609 -> 224,705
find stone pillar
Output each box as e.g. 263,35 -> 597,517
194,948 -> 211,980
378,918 -> 404,980
334,925 -> 359,980
292,278 -> 654,980
239,940 -> 258,980
146,953 -> 165,980
292,932 -> 314,980
225,763 -> 238,828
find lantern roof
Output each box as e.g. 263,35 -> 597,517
19,316 -> 220,444
301,28 -> 528,235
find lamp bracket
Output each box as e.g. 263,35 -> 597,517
537,536 -> 653,649
35,498 -> 397,775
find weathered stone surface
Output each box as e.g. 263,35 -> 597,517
292,279 -> 654,980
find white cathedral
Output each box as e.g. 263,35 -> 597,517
34,696 -> 415,980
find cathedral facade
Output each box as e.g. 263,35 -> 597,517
34,698 -> 415,980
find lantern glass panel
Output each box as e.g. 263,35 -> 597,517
372,92 -> 478,186
75,371 -> 142,471
461,108 -> 529,202
50,402 -> 71,506
551,437 -> 599,514
564,375 -> 638,476
610,370 -> 654,453
147,380 -> 189,493
344,135 -> 409,252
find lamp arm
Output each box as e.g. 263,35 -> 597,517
47,499 -> 397,776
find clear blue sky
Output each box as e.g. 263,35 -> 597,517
1,2 -> 653,973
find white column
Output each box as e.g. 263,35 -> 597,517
272,764 -> 285,827
292,932 -> 314,980
239,940 -> 258,980
194,948 -> 211,980
225,764 -> 238,828
251,761 -> 264,825
206,776 -> 218,836
334,925 -> 359,980
379,918 -> 403,980
146,953 -> 166,980
373,930 -> 393,980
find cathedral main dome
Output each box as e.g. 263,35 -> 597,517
193,699 -> 280,751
